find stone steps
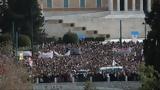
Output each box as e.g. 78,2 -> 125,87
72,27 -> 86,31
46,19 -> 63,24
61,23 -> 75,27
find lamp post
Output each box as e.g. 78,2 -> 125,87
120,20 -> 122,48
15,31 -> 18,61
15,27 -> 21,62
142,22 -> 147,39
12,22 -> 15,50
30,0 -> 34,54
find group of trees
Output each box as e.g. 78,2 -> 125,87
62,31 -> 107,44
0,54 -> 32,90
142,0 -> 160,89
0,1 -> 42,89
0,0 -> 44,46
63,31 -> 79,44
144,0 -> 160,73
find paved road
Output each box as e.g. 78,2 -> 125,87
33,81 -> 141,90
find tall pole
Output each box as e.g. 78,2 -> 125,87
12,22 -> 15,49
12,22 -> 15,56
143,22 -> 147,39
30,0 -> 34,54
120,20 -> 122,48
145,22 -> 147,39
15,31 -> 18,62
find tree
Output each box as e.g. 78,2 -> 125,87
63,31 -> 79,44
0,33 -> 11,42
0,0 -> 8,30
95,37 -> 105,41
0,0 -> 7,17
0,54 -> 32,90
106,34 -> 110,39
0,41 -> 13,55
144,0 -> 160,73
0,0 -> 44,43
142,0 -> 160,89
139,63 -> 160,90
18,34 -> 31,47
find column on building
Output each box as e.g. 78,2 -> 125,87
124,0 -> 128,11
117,0 -> 120,11
140,0 -> 143,11
109,0 -> 113,11
132,0 -> 135,11
147,0 -> 151,12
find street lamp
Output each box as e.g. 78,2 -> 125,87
142,22 -> 147,39
15,31 -> 18,61
30,0 -> 34,54
15,27 -> 21,62
120,20 -> 122,48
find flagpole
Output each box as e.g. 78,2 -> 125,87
120,20 -> 122,48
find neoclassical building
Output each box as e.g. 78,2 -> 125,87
38,0 -> 153,39
39,0 -> 152,12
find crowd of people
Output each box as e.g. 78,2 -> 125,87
22,41 -> 143,83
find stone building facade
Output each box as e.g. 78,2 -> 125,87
39,0 -> 152,12
37,0 -> 153,39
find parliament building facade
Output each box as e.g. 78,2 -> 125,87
38,0 -> 152,39
39,0 -> 152,11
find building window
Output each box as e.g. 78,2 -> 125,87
64,0 -> 69,8
96,0 -> 101,8
80,0 -> 85,8
47,0 -> 52,8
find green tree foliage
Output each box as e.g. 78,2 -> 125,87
139,63 -> 160,90
141,0 -> 160,89
0,33 -> 31,48
84,37 -> 95,41
95,37 -> 105,41
0,55 -> 32,90
0,0 -> 44,43
0,33 -> 11,42
18,34 -> 31,47
63,31 -> 79,44
0,0 -> 8,20
106,34 -> 110,39
144,0 -> 160,73
0,41 -> 13,55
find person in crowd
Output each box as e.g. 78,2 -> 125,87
20,41 -> 143,83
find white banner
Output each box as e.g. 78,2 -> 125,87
18,51 -> 32,57
38,51 -> 53,59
